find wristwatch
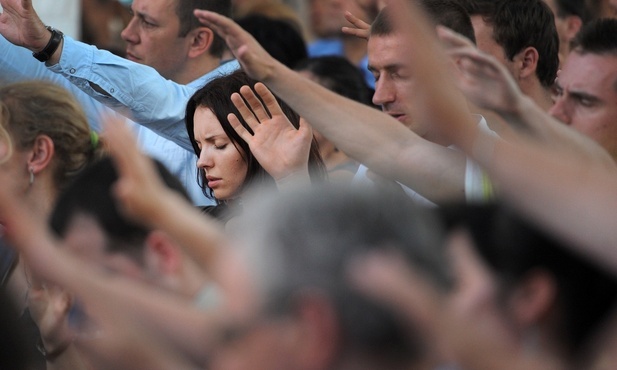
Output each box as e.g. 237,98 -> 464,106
32,26 -> 64,62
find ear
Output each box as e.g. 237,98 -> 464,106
291,291 -> 341,369
187,27 -> 215,59
27,135 -> 55,176
564,16 -> 583,45
509,269 -> 557,328
144,230 -> 182,275
515,47 -> 540,80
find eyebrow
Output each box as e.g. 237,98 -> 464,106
135,11 -> 157,24
568,89 -> 602,104
368,63 -> 406,74
202,134 -> 228,142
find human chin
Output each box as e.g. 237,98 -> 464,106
212,185 -> 241,202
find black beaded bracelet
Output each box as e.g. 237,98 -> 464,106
32,26 -> 64,62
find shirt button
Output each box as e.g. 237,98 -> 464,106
69,68 -> 76,74
110,88 -> 115,93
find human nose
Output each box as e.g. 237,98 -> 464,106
372,77 -> 395,107
548,96 -> 571,125
196,147 -> 214,170
120,17 -> 139,44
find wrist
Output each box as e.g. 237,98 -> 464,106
32,26 -> 64,63
275,167 -> 311,190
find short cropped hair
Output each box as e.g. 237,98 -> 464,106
552,0 -> 591,23
50,156 -> 191,265
176,0 -> 232,58
295,56 -> 374,106
440,203 -> 617,354
465,0 -> 559,88
237,15 -> 308,69
371,0 -> 476,44
571,18 -> 617,57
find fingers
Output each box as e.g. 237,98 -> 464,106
227,112 -> 253,143
238,85 -> 270,122
344,11 -> 371,29
348,251 -> 443,332
253,83 -> 284,118
342,11 -> 371,40
230,92 -> 259,136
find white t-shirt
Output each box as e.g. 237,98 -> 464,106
352,115 -> 494,206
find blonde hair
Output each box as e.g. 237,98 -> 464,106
0,81 -> 103,191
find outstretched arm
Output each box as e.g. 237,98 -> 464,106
102,117 -> 228,272
0,129 -> 240,366
0,0 -> 214,151
194,9 -> 468,203
439,27 -> 615,167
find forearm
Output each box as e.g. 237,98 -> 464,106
47,37 -> 194,150
512,96 -> 615,166
264,64 -> 466,202
148,191 -> 227,273
475,136 -> 617,274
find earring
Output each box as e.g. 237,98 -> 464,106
29,167 -> 34,186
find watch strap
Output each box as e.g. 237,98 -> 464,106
32,26 -> 64,62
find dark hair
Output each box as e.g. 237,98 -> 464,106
176,0 -> 232,58
237,185 -> 452,366
466,0 -> 559,88
439,203 -> 617,355
294,56 -> 374,106
50,156 -> 191,265
185,71 -> 326,203
552,0 -> 591,23
371,0 -> 476,44
571,18 -> 617,57
237,15 -> 308,69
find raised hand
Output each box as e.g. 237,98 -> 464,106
193,9 -> 278,82
102,116 -> 172,227
342,11 -> 371,40
229,83 -> 312,182
0,0 -> 50,51
438,27 -> 522,117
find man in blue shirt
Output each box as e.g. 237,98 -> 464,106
0,0 -> 238,205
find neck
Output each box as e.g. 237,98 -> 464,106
172,55 -> 222,85
520,79 -> 553,112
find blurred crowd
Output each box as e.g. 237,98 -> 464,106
1,0 -> 617,369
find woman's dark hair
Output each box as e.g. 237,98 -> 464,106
294,56 -> 374,106
185,71 -> 326,202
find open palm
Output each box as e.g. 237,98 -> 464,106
229,83 -> 312,181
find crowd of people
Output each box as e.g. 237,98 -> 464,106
1,0 -> 617,369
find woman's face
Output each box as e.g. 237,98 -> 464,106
193,106 -> 248,201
